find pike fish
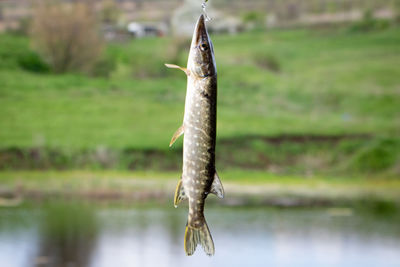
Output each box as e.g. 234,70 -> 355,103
165,14 -> 224,256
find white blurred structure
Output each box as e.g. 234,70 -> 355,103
127,21 -> 167,38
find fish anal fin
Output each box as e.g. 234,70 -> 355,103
165,63 -> 190,76
169,125 -> 184,147
174,179 -> 187,208
210,171 -> 224,199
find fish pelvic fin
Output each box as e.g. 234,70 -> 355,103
164,63 -> 190,76
174,179 -> 187,208
184,219 -> 215,256
169,125 -> 184,147
210,171 -> 224,198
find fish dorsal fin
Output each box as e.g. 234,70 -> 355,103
210,171 -> 224,199
165,63 -> 190,76
174,179 -> 188,207
169,125 -> 184,147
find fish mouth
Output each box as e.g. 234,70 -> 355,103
193,14 -> 208,46
189,14 -> 216,77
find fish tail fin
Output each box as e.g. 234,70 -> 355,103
184,218 -> 215,256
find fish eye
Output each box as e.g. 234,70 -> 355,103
200,43 -> 208,51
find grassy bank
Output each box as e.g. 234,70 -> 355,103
0,171 -> 399,210
1,136 -> 399,176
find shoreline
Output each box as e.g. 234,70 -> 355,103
1,170 -> 399,209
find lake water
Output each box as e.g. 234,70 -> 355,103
0,202 -> 399,267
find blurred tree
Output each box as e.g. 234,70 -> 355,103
100,0 -> 121,24
31,1 -> 103,73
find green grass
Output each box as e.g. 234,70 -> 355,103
0,27 -> 399,150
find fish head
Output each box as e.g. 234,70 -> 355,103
188,14 -> 216,78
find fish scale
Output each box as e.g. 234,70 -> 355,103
183,77 -> 216,227
165,15 -> 224,256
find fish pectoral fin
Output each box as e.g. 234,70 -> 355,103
169,125 -> 184,147
164,63 -> 190,76
174,179 -> 187,207
210,171 -> 224,199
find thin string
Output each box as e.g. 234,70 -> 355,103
202,0 -> 212,21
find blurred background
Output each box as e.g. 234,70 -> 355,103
0,0 -> 399,266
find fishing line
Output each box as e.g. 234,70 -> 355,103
202,0 -> 212,21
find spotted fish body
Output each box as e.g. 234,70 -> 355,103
166,15 -> 224,256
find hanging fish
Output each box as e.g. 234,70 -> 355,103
165,14 -> 223,256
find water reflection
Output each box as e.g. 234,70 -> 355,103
36,202 -> 98,267
0,204 -> 399,267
